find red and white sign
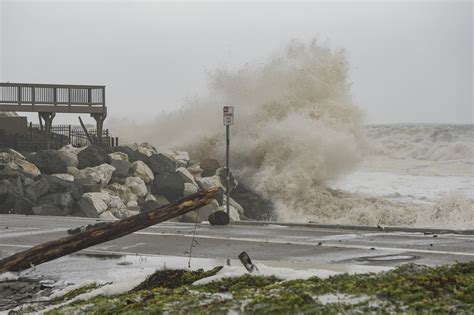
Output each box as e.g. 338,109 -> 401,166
223,106 -> 234,126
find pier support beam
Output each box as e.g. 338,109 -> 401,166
39,112 -> 55,150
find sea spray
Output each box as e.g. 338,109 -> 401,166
109,39 -> 368,221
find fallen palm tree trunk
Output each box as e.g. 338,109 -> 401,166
0,188 -> 221,273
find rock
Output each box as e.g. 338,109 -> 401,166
99,210 -> 117,220
0,148 -> 25,160
140,199 -> 161,212
125,176 -> 147,198
78,192 -> 111,217
198,199 -> 219,221
67,166 -> 80,177
196,175 -> 223,191
108,152 -> 129,161
81,183 -> 102,193
13,196 -> 36,215
26,150 -> 67,174
60,144 -> 85,155
133,142 -> 157,157
200,158 -> 220,177
109,146 -> 149,163
166,150 -> 189,167
38,192 -> 74,214
183,182 -> 198,196
186,163 -> 203,177
180,211 -> 199,223
153,195 -> 170,206
51,174 -> 75,182
130,160 -> 154,184
26,177 -> 50,202
216,167 -> 238,192
32,205 -> 63,216
146,153 -> 177,175
230,183 -> 274,220
145,194 -> 157,202
77,145 -> 111,169
108,195 -> 136,219
75,164 -> 116,187
42,175 -> 83,200
57,150 -> 78,168
127,200 -> 138,207
151,171 -> 184,201
0,159 -> 41,180
217,205 -> 240,222
176,167 -> 198,186
226,196 -> 244,216
208,210 -> 229,225
106,183 -> 138,205
111,159 -> 131,178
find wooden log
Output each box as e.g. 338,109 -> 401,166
0,187 -> 221,273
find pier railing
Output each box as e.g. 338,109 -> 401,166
0,83 -> 106,114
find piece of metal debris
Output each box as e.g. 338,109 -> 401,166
238,251 -> 258,273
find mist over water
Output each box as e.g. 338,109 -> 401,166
109,40 -> 473,228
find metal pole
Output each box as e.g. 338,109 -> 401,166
226,124 -> 230,216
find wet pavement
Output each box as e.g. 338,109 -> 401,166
1,214 -> 473,269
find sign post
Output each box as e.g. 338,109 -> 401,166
223,106 -> 234,217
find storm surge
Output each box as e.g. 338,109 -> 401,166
109,40 -> 473,228
111,40 -> 368,222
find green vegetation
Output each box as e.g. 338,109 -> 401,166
19,262 -> 474,314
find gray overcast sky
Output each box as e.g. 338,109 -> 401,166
1,0 -> 472,125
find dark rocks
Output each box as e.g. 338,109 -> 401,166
208,210 -> 229,225
151,171 -> 184,202
147,153 -> 177,175
42,175 -> 83,200
38,192 -> 74,214
32,204 -> 63,216
26,150 -> 67,174
200,158 -> 220,177
140,199 -> 161,212
78,145 -> 111,169
111,159 -> 132,178
230,182 -> 274,220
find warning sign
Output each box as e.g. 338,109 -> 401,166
223,106 -> 234,126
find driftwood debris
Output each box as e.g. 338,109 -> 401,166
0,187 -> 221,273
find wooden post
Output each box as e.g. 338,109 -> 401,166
0,188 -> 221,273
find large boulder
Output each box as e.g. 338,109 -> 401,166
166,151 -> 189,167
151,171 -> 184,201
146,153 -> 177,175
183,182 -> 198,196
108,152 -> 129,161
0,159 -> 41,180
42,175 -> 83,200
75,164 -> 116,187
111,159 -> 132,178
128,143 -> 157,157
230,183 -> 274,220
200,158 -> 220,177
37,192 -> 74,214
196,175 -> 223,191
217,205 -> 240,222
78,191 -> 111,218
57,148 -> 79,168
125,176 -> 147,198
176,167 -> 197,186
26,150 -> 67,174
130,160 -> 154,184
77,145 -> 111,169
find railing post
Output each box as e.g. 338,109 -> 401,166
32,87 -> 35,107
17,86 -> 21,105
